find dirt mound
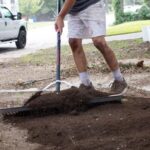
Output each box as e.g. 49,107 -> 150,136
0,39 -> 150,149
2,95 -> 150,150
24,86 -> 109,113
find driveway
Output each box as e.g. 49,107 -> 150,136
0,21 -> 143,62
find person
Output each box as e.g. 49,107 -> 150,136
55,0 -> 127,94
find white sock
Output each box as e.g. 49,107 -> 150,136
113,68 -> 124,81
79,72 -> 91,86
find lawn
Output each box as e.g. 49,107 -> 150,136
28,20 -> 150,36
107,20 -> 150,36
20,38 -> 150,66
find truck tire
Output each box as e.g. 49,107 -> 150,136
16,30 -> 26,49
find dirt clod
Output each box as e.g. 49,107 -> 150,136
136,60 -> 144,68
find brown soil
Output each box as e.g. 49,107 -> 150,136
1,82 -> 150,150
24,86 -> 109,113
2,92 -> 150,150
0,40 -> 150,150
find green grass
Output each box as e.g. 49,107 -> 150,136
108,38 -> 142,49
20,39 -> 146,65
20,45 -> 72,65
28,20 -> 150,35
107,20 -> 150,36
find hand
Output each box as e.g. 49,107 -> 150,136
55,15 -> 64,33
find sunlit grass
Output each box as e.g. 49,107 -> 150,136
28,20 -> 150,36
107,20 -> 150,35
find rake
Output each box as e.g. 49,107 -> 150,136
0,0 -> 123,116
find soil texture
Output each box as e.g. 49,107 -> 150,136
1,92 -> 150,150
0,40 -> 150,150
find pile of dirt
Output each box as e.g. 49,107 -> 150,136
2,94 -> 150,150
24,86 -> 109,113
0,39 -> 150,149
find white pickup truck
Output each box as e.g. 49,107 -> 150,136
0,5 -> 27,49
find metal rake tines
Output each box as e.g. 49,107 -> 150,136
0,107 -> 32,116
0,106 -> 61,117
0,95 -> 123,116
88,95 -> 122,105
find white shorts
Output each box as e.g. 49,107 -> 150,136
67,0 -> 106,39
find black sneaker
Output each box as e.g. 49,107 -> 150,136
110,78 -> 128,94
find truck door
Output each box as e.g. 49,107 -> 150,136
0,8 -> 6,40
1,6 -> 18,40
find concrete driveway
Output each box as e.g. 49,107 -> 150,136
0,21 -> 143,62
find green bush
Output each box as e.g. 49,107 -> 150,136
144,0 -> 150,7
122,12 -> 139,22
114,4 -> 150,24
114,12 -> 138,24
113,0 -> 124,24
137,5 -> 150,20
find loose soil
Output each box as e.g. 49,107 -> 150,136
0,40 -> 150,150
24,86 -> 110,113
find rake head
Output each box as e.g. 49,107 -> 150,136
0,95 -> 122,117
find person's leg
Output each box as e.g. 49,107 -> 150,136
69,38 -> 86,72
92,36 -> 123,81
69,38 -> 91,86
67,13 -> 93,86
92,36 -> 127,93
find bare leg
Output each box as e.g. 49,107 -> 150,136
92,36 -> 127,93
69,38 -> 91,86
92,36 -> 119,71
69,38 -> 87,72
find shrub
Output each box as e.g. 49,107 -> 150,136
137,4 -> 150,20
144,0 -> 150,7
114,4 -> 150,24
112,0 -> 124,24
122,12 -> 139,22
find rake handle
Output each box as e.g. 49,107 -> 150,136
56,0 -> 62,93
56,32 -> 61,93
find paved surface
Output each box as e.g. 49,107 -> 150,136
0,21 -> 143,62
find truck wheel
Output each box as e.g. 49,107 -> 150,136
16,30 -> 26,49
